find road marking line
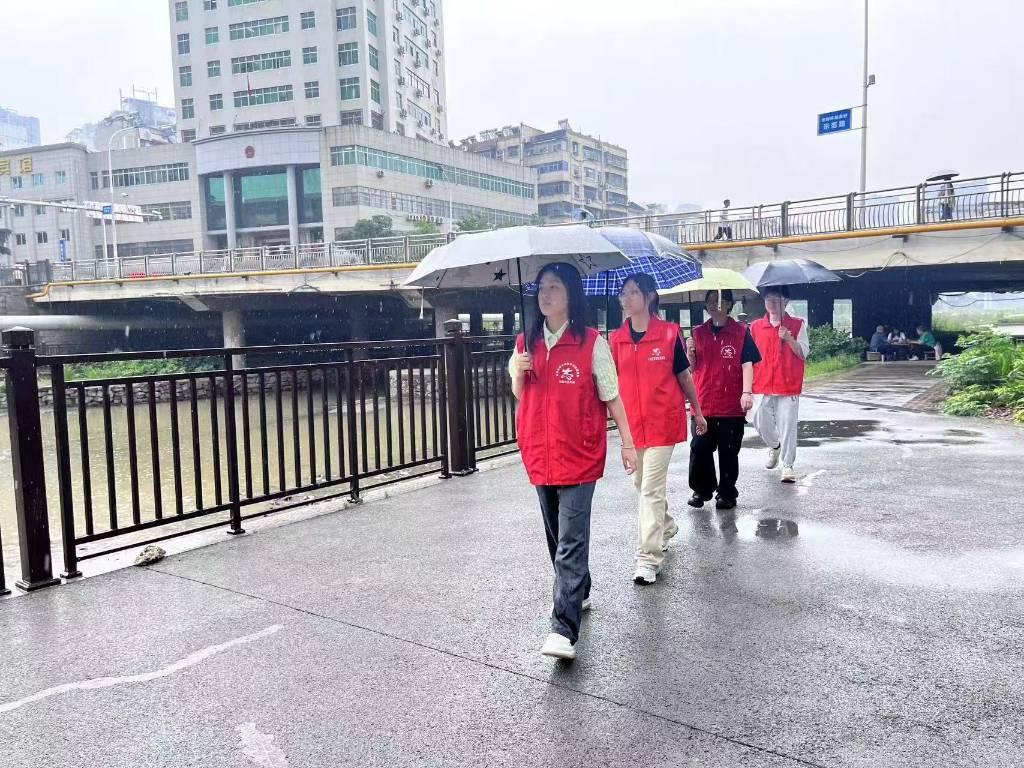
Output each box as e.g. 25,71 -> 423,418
238,722 -> 290,767
0,624 -> 282,715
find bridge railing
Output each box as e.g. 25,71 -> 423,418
0,323 -> 510,590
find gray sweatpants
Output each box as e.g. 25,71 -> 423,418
752,395 -> 801,468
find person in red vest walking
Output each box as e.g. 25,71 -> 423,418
509,262 -> 637,661
685,290 -> 761,510
749,286 -> 810,483
610,273 -> 706,586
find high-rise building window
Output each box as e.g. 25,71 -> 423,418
181,129 -> 197,143
368,45 -> 379,70
37,232 -> 48,244
233,84 -> 294,107
60,229 -> 72,241
208,59 -> 221,77
303,46 -> 318,64
181,98 -> 195,119
336,6 -> 356,30
300,11 -> 316,29
231,50 -> 291,73
340,110 -> 363,126
13,204 -> 24,216
305,115 -> 322,126
338,42 -> 358,66
339,77 -> 360,100
229,15 -> 289,40
35,205 -> 45,215
210,93 -> 223,110
370,80 -> 381,104
175,1 -> 189,22
15,234 -> 26,245
179,65 -> 193,87
366,9 -> 378,35
11,177 -> 22,189
56,170 -> 67,184
203,0 -> 217,9
31,173 -> 45,186
371,111 -> 384,130
205,26 -> 219,44
210,125 -> 226,135
304,81 -> 320,99
177,33 -> 190,54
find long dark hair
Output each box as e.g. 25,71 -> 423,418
527,262 -> 588,350
623,272 -> 660,315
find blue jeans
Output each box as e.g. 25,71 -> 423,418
536,482 -> 595,644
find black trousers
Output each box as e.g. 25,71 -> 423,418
688,416 -> 746,502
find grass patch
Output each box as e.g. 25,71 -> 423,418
805,354 -> 862,381
67,357 -> 218,380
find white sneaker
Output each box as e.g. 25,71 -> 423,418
633,565 -> 657,585
765,445 -> 781,470
781,465 -> 796,483
550,597 -> 591,617
662,522 -> 679,551
540,632 -> 576,660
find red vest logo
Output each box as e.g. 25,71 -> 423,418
555,362 -> 581,384
721,345 -> 737,359
648,346 -> 666,362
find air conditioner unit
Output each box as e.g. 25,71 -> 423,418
399,109 -> 408,118
397,76 -> 406,85
424,179 -> 433,188
406,214 -> 418,221
430,215 -> 444,224
376,169 -> 385,178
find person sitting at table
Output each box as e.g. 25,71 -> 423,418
869,325 -> 888,360
910,325 -> 943,361
887,328 -> 907,343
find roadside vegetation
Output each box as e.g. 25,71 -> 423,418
67,358 -> 217,380
805,325 -> 867,381
930,332 -> 1024,423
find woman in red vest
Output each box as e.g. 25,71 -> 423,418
509,262 -> 637,661
750,286 -> 809,483
610,273 -> 706,586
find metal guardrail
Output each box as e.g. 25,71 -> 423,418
1,324 -> 514,590
23,169 -> 1024,286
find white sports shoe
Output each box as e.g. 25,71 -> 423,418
765,445 -> 781,470
540,632 -> 576,660
550,597 -> 591,617
781,465 -> 796,483
633,565 -> 657,585
662,522 -> 679,551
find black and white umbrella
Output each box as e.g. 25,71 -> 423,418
742,258 -> 841,288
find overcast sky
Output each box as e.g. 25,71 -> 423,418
3,0 -> 1022,209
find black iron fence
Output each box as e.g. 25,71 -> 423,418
0,321 -> 516,592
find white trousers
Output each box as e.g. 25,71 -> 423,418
752,395 -> 800,468
634,445 -> 677,570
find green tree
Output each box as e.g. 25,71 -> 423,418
336,215 -> 394,240
455,214 -> 492,233
412,220 -> 440,235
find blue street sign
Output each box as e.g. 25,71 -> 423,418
102,204 -> 113,215
818,108 -> 853,135
59,239 -> 67,262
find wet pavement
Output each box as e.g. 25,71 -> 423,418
1,367 -> 1023,767
806,361 -> 941,410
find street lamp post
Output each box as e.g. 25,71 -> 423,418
107,125 -> 138,260
859,0 -> 871,193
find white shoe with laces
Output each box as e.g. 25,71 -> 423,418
633,565 -> 657,585
781,465 -> 796,483
541,633 -> 576,660
765,445 -> 781,470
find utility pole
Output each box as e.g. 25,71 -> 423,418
859,0 -> 870,193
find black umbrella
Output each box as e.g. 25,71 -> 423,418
742,259 -> 841,288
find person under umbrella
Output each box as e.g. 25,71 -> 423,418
685,290 -> 761,511
609,273 -> 707,586
508,262 -> 637,662
749,286 -> 810,483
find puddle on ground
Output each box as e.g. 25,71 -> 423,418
742,420 -> 885,448
891,438 -> 982,446
943,429 -> 983,437
756,518 -> 800,538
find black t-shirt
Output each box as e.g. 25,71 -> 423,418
628,320 -> 690,375
708,322 -> 762,364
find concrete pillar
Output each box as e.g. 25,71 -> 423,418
223,171 -> 237,250
469,309 -> 483,337
433,304 -> 458,339
808,295 -> 834,328
222,309 -> 246,369
286,165 -> 300,247
502,309 -> 516,335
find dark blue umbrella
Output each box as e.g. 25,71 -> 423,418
581,227 -> 702,296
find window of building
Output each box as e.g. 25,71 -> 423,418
210,125 -> 226,135
304,81 -> 320,99
11,177 -> 22,189
339,77 -> 360,100
368,45 -> 379,70
338,42 -> 358,66
179,65 -> 192,87
204,26 -> 218,44
583,146 -> 601,161
56,170 -> 67,184
367,9 -> 378,35
90,162 -> 191,190
571,141 -> 579,155
233,84 -> 294,107
535,161 -> 568,174
305,115 -> 322,126
231,50 -> 290,73
340,109 -> 363,126
227,0 -> 268,5
228,15 -> 289,40
175,1 -> 189,22
583,167 -> 596,180
605,172 -> 626,189
95,240 -> 194,260
371,111 -> 384,130
177,33 -> 190,55
370,80 -> 381,104
37,232 -> 48,244
181,98 -> 195,119
145,201 -> 193,222
207,59 -> 221,77
604,152 -> 627,169
395,123 -> 405,136
300,10 -> 316,29
506,146 -> 519,159
203,0 -> 217,9
13,204 -> 24,216
233,118 -> 296,131
60,229 -> 71,241
31,173 -> 45,186
210,93 -> 223,110
181,129 -> 197,142
336,6 -> 356,30
331,187 -> 532,227
392,26 -> 399,43
15,233 -> 26,246
35,205 -> 45,215
303,46 -> 318,64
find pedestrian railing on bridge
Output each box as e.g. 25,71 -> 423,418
0,325 -> 517,593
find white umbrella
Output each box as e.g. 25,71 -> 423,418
403,225 -> 628,290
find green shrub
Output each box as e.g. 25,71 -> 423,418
67,357 -> 218,380
941,386 -> 999,417
807,325 -> 867,361
931,332 -> 1022,392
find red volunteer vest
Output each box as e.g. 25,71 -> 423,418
692,318 -> 749,418
609,315 -> 687,449
515,327 -> 608,486
751,314 -> 806,396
